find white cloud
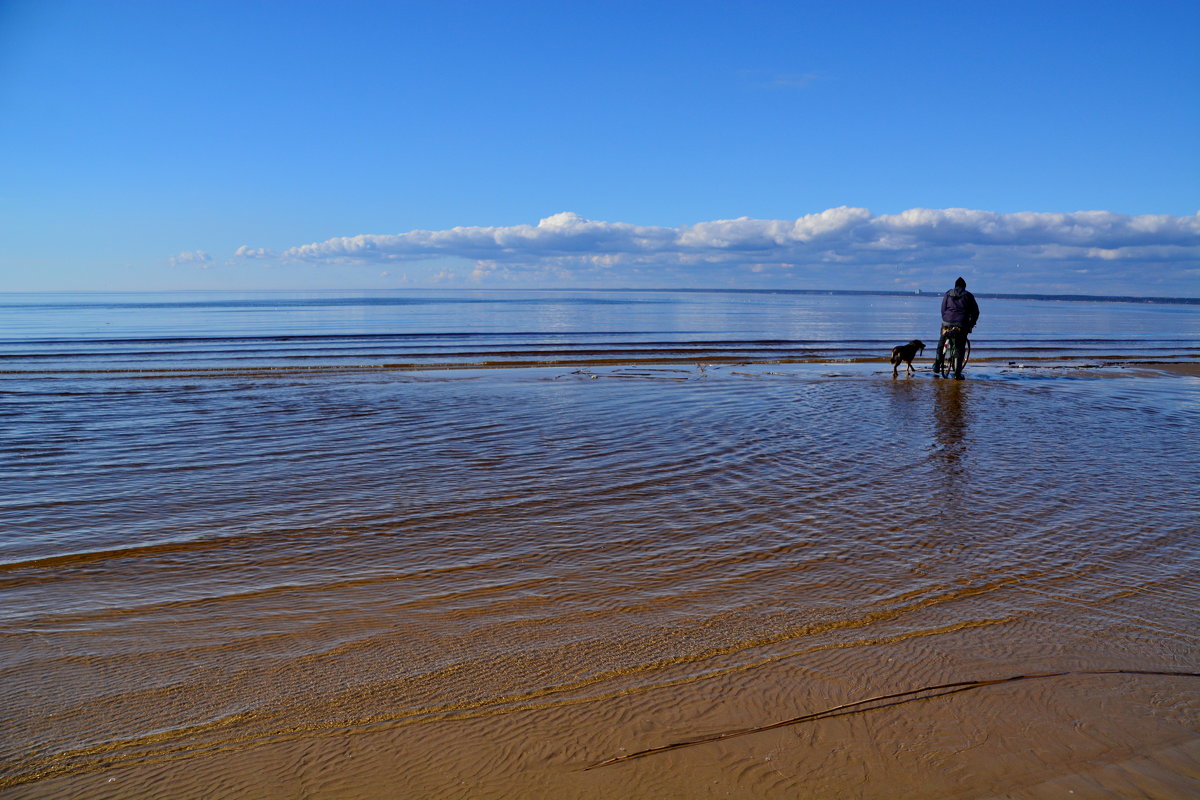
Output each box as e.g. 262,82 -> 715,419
738,69 -> 827,90
234,246 -> 271,259
771,72 -> 823,89
169,249 -> 213,267
232,208 -> 1200,294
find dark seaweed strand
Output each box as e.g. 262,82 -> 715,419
585,669 -> 1200,769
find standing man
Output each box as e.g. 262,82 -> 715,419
933,277 -> 980,379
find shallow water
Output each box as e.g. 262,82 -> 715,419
1,291 -> 1197,798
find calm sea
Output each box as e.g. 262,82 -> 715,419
1,290 -> 1196,375
1,290 -> 1198,799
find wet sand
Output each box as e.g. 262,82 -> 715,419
2,362 -> 1197,799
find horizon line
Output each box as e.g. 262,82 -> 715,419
1,287 -> 1197,305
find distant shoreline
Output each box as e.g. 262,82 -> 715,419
1,288 -> 1197,306
624,288 -> 1200,306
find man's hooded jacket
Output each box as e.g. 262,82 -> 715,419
941,285 -> 980,330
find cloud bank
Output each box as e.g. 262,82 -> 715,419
235,208 -> 1200,295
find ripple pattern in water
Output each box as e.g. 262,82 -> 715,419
1,363 -> 1197,798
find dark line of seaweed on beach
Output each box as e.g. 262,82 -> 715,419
2,354 -> 1195,379
586,669 -> 1200,769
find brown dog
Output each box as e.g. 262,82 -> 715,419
891,339 -> 926,376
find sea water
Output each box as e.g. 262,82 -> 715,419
0,290 -> 1195,374
1,290 -> 1197,798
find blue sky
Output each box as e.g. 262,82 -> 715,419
1,0 -> 1197,295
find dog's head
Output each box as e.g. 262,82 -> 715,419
911,340 -> 926,352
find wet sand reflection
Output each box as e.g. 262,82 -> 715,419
932,379 -> 971,474
3,367 -> 1197,799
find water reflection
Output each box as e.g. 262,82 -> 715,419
932,379 -> 972,478
883,371 -> 923,433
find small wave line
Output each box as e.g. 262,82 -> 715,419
585,669 -> 1200,769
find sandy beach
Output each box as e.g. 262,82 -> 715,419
3,353 -> 1197,799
